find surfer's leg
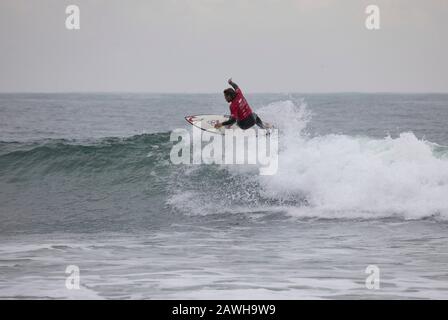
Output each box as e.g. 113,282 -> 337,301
237,115 -> 256,130
253,113 -> 265,129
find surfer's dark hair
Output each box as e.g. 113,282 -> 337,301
224,88 -> 236,99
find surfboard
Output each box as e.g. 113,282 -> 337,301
185,114 -> 273,135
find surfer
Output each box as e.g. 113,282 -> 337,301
214,78 -> 268,130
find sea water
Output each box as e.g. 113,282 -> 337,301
1,93 -> 447,299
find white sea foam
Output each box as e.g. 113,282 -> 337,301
256,100 -> 448,220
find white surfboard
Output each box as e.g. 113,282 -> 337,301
185,114 -> 273,135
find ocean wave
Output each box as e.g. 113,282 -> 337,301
2,101 -> 448,221
0,132 -> 172,179
168,100 -> 448,221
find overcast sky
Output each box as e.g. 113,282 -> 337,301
0,0 -> 447,93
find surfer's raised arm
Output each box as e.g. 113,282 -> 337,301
215,77 -> 267,130
228,78 -> 239,90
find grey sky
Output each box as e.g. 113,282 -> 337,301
0,0 -> 447,93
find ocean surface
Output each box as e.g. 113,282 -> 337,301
1,93 -> 448,299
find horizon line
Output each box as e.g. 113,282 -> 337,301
1,91 -> 448,95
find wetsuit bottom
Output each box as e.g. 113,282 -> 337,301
237,113 -> 265,130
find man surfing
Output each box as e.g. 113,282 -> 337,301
214,78 -> 269,130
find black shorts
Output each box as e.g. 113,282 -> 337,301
237,114 -> 256,130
